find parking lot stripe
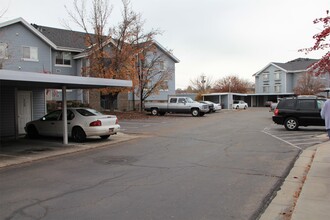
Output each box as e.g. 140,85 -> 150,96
262,128 -> 302,150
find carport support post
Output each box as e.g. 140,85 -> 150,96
62,86 -> 68,145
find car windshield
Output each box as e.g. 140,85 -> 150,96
76,108 -> 103,116
42,110 -> 62,121
186,97 -> 195,103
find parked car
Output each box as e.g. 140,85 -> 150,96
232,100 -> 248,109
264,101 -> 273,107
270,102 -> 278,112
212,102 -> 222,111
272,96 -> 326,130
200,101 -> 221,113
25,108 -> 120,142
144,96 -> 209,117
200,101 -> 214,113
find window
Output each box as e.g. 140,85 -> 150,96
263,85 -> 269,93
170,98 -> 177,103
43,110 -> 61,121
55,52 -> 72,66
278,99 -> 295,109
317,100 -> 325,110
297,100 -> 315,110
263,73 -> 269,81
76,109 -> 97,116
160,80 -> 169,91
178,98 -> 186,103
274,72 -> 281,80
22,46 -> 38,61
159,61 -> 165,70
59,110 -> 75,120
0,43 -> 8,59
274,85 -> 281,93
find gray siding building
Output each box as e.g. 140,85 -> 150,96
0,17 -> 176,138
203,58 -> 330,108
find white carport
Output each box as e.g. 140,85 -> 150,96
0,70 -> 132,145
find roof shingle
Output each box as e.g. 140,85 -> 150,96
273,58 -> 319,71
31,24 -> 88,50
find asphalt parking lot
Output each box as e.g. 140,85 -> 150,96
0,108 -> 328,220
0,108 -> 327,169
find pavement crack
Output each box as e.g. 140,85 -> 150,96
5,173 -> 126,220
236,171 -> 282,179
188,162 -> 282,179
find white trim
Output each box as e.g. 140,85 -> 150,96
153,40 -> 180,63
0,70 -> 132,88
54,64 -> 72,68
0,18 -> 84,52
203,92 -> 295,96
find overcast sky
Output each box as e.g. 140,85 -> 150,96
1,0 -> 329,89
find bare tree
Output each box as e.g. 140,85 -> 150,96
189,74 -> 214,92
213,75 -> 251,93
66,0 -> 167,111
293,73 -> 325,95
188,74 -> 214,100
0,7 -> 8,18
136,43 -> 174,110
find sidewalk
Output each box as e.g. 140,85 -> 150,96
260,138 -> 330,220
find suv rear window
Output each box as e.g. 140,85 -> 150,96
277,99 -> 295,109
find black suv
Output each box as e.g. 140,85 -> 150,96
272,96 -> 326,130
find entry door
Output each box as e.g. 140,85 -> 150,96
17,91 -> 32,134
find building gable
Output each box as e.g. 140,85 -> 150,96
0,18 -> 57,49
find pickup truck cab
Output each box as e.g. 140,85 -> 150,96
144,96 -> 209,117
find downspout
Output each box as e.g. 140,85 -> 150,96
46,46 -> 52,114
14,88 -> 18,139
284,71 -> 287,93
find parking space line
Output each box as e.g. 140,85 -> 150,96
262,128 -> 302,150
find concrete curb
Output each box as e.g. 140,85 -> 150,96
291,141 -> 330,220
260,139 -> 329,220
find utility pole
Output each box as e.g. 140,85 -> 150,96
201,74 -> 206,92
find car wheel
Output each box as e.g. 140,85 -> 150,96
151,108 -> 159,116
100,135 -> 110,140
26,125 -> 39,138
236,106 -> 239,109
72,127 -> 86,142
191,109 -> 200,117
244,105 -> 247,110
284,117 -> 299,131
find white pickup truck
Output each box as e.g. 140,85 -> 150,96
144,96 -> 209,117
